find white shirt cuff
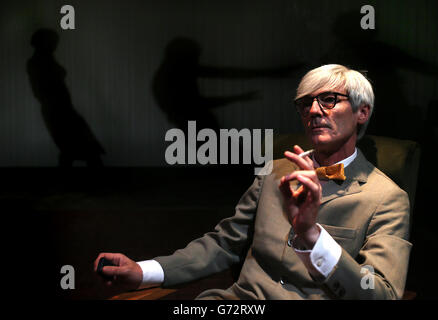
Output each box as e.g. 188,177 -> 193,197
136,260 -> 165,290
293,223 -> 342,278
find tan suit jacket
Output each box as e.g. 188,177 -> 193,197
155,149 -> 412,299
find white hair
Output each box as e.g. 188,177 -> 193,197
295,64 -> 374,139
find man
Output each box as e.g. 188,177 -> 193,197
95,64 -> 411,299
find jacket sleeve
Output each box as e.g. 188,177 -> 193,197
154,173 -> 265,287
320,186 -> 412,299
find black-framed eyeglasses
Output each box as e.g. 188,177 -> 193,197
294,92 -> 349,117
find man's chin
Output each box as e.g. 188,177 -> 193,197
310,133 -> 332,147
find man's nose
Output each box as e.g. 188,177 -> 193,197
309,99 -> 324,116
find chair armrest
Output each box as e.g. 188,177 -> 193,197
110,287 -> 177,300
109,269 -> 235,300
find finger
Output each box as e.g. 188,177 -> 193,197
293,145 -> 305,154
94,252 -> 121,272
282,170 -> 318,183
94,252 -> 107,271
292,185 -> 307,204
279,171 -> 307,196
104,253 -> 123,265
296,174 -> 320,193
101,265 -> 121,278
293,145 -> 313,168
279,177 -> 292,198
296,174 -> 321,200
95,271 -> 114,287
280,170 -> 317,204
284,151 -> 313,171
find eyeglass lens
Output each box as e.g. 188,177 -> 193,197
296,92 -> 338,115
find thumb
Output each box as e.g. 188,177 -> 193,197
101,265 -> 120,277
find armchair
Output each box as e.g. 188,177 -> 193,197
111,134 -> 420,300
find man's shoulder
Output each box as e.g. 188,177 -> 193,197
270,158 -> 298,179
272,157 -> 294,169
356,154 -> 408,199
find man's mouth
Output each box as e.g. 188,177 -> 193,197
310,124 -> 331,130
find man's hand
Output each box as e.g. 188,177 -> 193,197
279,145 -> 322,249
94,253 -> 143,293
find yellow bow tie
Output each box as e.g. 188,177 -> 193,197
315,163 -> 346,181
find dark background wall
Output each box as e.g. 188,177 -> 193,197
1,0 -> 437,166
1,0 -> 438,302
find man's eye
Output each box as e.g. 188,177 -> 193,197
320,96 -> 336,103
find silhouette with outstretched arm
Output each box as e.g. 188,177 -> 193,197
320,11 -> 438,141
27,29 -> 105,167
153,37 -> 302,133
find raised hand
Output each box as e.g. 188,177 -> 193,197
278,145 -> 322,249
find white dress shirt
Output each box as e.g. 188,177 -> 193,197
292,148 -> 357,278
136,148 -> 358,288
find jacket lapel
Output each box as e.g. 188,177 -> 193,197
320,179 -> 361,204
320,149 -> 370,205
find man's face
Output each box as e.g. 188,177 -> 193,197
299,86 -> 364,152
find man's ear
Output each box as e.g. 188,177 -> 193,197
357,104 -> 371,124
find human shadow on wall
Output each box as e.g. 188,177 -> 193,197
320,11 -> 438,141
153,37 -> 303,135
27,28 -> 105,168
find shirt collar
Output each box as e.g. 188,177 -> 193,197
312,148 -> 357,169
